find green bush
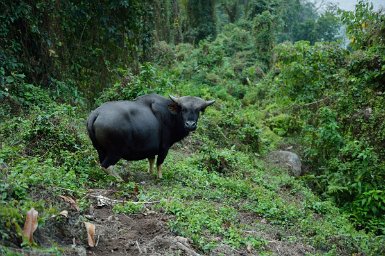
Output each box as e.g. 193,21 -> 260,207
267,6 -> 385,233
325,140 -> 385,233
96,63 -> 173,104
266,113 -> 300,136
151,41 -> 176,67
274,41 -> 346,103
0,71 -> 52,119
199,147 -> 242,175
198,106 -> 261,152
197,40 -> 225,69
20,105 -> 82,162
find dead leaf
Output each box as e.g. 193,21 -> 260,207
22,208 -> 38,243
84,222 -> 96,247
133,184 -> 139,197
59,210 -> 69,218
59,195 -> 80,211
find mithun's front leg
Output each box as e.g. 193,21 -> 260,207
157,164 -> 163,179
156,149 -> 169,179
148,157 -> 155,174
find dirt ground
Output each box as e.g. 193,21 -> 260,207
3,187 -> 318,256
11,153 -> 315,256
32,188 -> 200,256
75,207 -> 196,256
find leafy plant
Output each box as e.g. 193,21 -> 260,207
113,202 -> 144,214
96,63 -> 173,104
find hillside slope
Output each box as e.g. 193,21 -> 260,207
0,94 -> 384,255
1,2 -> 385,255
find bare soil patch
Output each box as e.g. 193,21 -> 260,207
32,188 -> 200,256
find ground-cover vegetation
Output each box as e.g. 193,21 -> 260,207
1,0 -> 385,255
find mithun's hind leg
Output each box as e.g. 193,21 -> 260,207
100,154 -> 120,168
97,149 -> 106,165
101,155 -> 123,181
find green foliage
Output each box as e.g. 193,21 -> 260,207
315,7 -> 341,42
173,21 -> 271,89
0,68 -> 84,122
218,0 -> 241,23
0,203 -> 23,244
274,41 -> 346,102
267,5 -> 385,234
197,105 -> 262,152
266,113 -> 299,136
341,0 -> 385,50
113,202 -> 144,214
303,107 -> 344,165
278,0 -> 340,44
197,40 -> 225,69
139,150 -> 385,254
151,41 -> 176,67
186,0 -> 217,43
0,102 -> 109,247
325,140 -> 385,232
0,0 -> 342,104
1,0 -> 384,253
0,105 -> 84,166
198,147 -> 251,175
0,71 -> 52,119
0,0 -> 156,100
96,63 -> 173,104
253,11 -> 278,68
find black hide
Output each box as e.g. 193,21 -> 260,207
86,94 -> 214,169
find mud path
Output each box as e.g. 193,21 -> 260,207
32,187 -> 200,256
81,207 -> 196,256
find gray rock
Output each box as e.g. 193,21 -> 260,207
267,150 -> 303,177
62,246 -> 87,256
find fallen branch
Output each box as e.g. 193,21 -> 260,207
130,200 -> 161,204
136,240 -> 142,254
302,97 -> 330,106
245,230 -> 258,234
88,195 -> 160,207
95,235 -> 101,247
175,242 -> 200,256
291,96 -> 332,111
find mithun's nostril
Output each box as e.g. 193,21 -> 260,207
185,121 -> 196,127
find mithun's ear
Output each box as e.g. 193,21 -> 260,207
168,102 -> 181,115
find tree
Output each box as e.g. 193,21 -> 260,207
253,11 -> 279,68
0,0 -> 156,99
186,0 -> 217,43
315,6 -> 340,42
220,0 -> 241,23
277,0 -> 339,44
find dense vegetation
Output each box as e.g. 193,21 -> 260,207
1,0 -> 384,255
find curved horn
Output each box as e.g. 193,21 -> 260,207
169,95 -> 180,104
204,100 -> 215,107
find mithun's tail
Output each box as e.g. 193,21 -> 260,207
86,110 -> 100,150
